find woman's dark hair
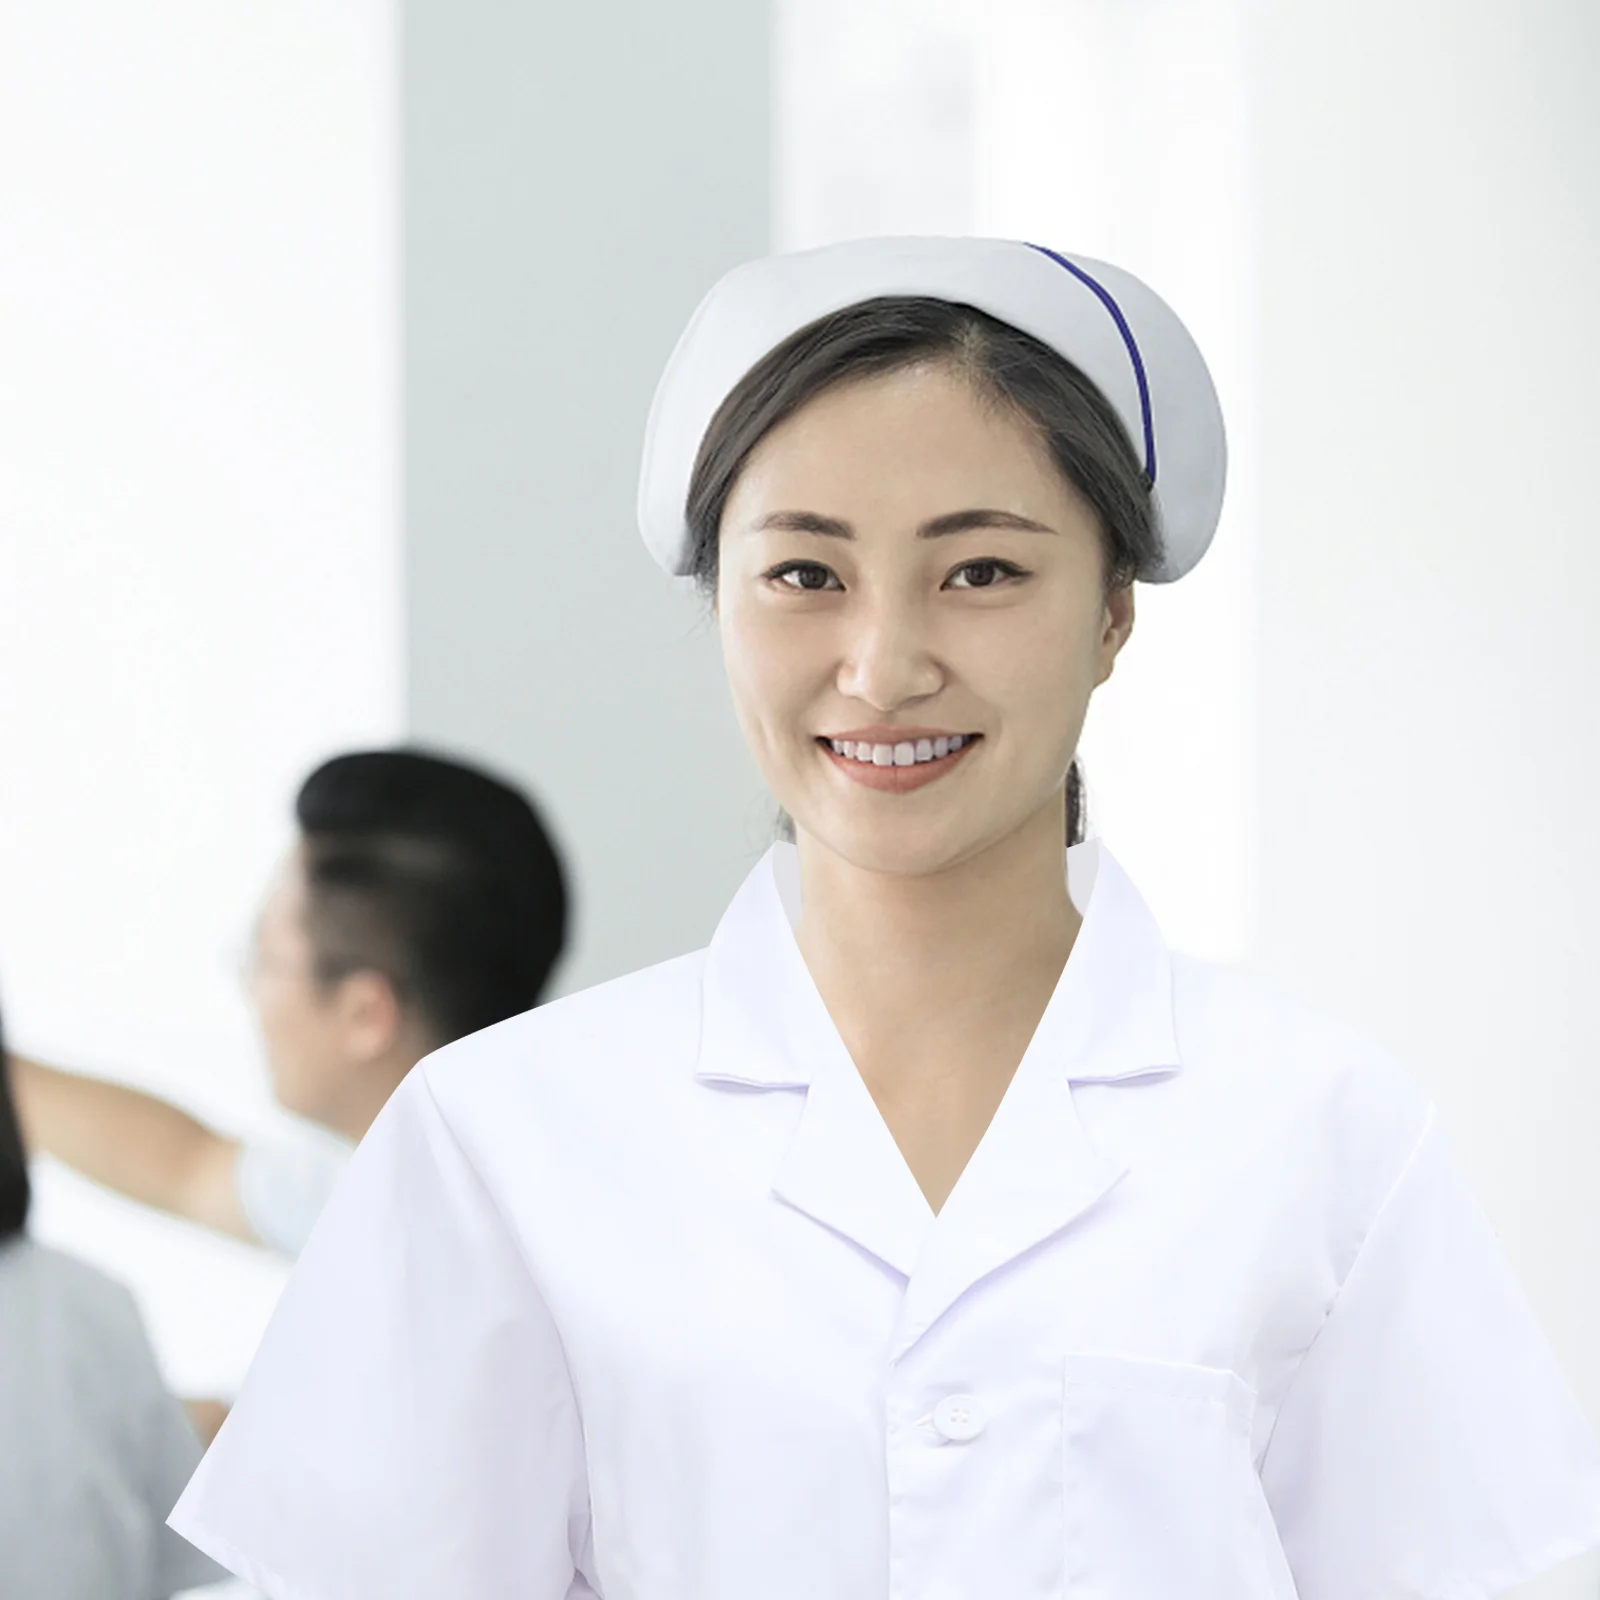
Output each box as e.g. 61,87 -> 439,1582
684,297 -> 1160,845
295,749 -> 569,1045
0,1001 -> 31,1241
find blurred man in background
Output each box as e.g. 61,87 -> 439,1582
14,748 -> 568,1266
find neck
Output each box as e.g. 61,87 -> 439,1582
792,798 -> 1080,1090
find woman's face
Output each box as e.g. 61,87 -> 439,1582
717,360 -> 1134,879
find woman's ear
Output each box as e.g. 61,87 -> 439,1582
1095,583 -> 1136,687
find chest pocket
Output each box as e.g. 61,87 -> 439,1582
1061,1353 -> 1296,1600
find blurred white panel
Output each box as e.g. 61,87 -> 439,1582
1247,6 -> 1600,1591
774,0 -> 975,251
0,0 -> 400,1397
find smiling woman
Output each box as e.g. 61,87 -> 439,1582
686,295 -> 1160,845
718,361 -> 1123,883
168,239 -> 1600,1600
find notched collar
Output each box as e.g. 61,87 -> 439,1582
695,839 -> 1183,1092
695,845 -> 825,1090
692,841 -> 1182,1317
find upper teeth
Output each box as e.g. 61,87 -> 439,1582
828,735 -> 967,766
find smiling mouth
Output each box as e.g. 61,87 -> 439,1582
825,732 -> 972,768
819,733 -> 977,768
816,732 -> 980,793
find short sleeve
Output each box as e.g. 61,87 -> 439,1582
170,1066 -> 591,1600
234,1124 -> 353,1257
1260,1112 -> 1600,1600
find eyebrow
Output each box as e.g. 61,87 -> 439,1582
919,508 -> 1058,539
748,508 -> 1058,539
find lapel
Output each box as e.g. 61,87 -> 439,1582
889,846 -> 1180,1358
696,845 -> 931,1276
694,842 -> 1182,1332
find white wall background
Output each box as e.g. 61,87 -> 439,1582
1247,5 -> 1600,1593
0,0 -> 401,1429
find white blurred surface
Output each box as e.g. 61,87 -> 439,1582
1247,3 -> 1600,1592
0,0 -> 401,1415
774,0 -> 976,249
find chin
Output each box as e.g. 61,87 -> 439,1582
800,807 -> 994,880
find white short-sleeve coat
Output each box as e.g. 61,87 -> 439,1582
172,841 -> 1600,1599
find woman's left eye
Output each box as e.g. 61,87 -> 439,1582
945,559 -> 1026,590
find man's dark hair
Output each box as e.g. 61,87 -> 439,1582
0,1000 -> 30,1240
295,749 -> 568,1046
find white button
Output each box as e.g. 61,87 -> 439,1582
932,1393 -> 988,1442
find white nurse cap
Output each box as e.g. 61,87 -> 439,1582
637,236 -> 1227,583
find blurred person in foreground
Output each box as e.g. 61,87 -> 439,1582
1,999 -> 229,1599
14,748 -> 568,1265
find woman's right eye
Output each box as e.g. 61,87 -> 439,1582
765,561 -> 842,592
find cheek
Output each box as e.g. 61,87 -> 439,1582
253,992 -> 297,1062
720,602 -> 827,740
960,595 -> 1105,721
255,977 -> 323,1053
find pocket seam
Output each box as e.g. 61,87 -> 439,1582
1062,1353 -> 1258,1428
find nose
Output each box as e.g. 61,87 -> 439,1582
835,591 -> 943,711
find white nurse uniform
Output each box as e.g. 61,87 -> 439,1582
170,841 -> 1600,1599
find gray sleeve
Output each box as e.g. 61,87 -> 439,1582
235,1130 -> 354,1257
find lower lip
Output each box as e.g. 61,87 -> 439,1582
819,738 -> 979,793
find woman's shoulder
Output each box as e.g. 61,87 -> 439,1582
1165,953 -> 1434,1180
419,947 -> 708,1123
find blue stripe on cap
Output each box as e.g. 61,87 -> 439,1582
1026,244 -> 1156,484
